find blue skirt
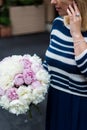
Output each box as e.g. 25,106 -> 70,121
45,86 -> 87,130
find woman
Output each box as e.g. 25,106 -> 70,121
44,0 -> 87,130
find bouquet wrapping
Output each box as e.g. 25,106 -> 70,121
0,54 -> 50,115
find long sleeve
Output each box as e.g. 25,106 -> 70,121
75,49 -> 87,77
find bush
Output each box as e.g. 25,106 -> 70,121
9,0 -> 43,6
0,6 -> 11,26
0,17 -> 11,26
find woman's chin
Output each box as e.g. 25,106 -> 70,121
58,10 -> 67,17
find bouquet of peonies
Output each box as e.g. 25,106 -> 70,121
0,54 -> 50,115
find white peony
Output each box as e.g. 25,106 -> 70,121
32,87 -> 47,104
0,95 -> 10,109
0,56 -> 23,90
17,86 -> 32,105
0,75 -> 14,90
36,69 -> 50,84
9,100 -> 29,115
0,56 -> 23,76
29,54 -> 42,64
22,54 -> 31,59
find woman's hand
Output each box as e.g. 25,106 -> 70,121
67,1 -> 82,39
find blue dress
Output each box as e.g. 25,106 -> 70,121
44,16 -> 87,130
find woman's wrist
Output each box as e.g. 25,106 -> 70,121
74,41 -> 87,56
72,33 -> 83,41
72,33 -> 85,46
74,40 -> 86,47
73,38 -> 85,45
73,35 -> 87,56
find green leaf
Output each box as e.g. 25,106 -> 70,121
0,17 -> 11,26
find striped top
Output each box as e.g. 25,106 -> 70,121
44,16 -> 87,97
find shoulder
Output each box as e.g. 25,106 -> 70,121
53,16 -> 63,24
50,16 -> 71,40
51,16 -> 64,30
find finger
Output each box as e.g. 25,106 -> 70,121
73,1 -> 80,14
73,2 -> 81,19
67,8 -> 73,20
67,8 -> 72,16
68,4 -> 75,16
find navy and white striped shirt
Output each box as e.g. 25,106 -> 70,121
44,17 -> 87,97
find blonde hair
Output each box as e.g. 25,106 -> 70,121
64,0 -> 87,32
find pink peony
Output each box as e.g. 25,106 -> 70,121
20,58 -> 32,69
31,63 -> 42,73
23,69 -> 36,85
6,88 -> 18,100
14,74 -> 24,86
31,81 -> 41,89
